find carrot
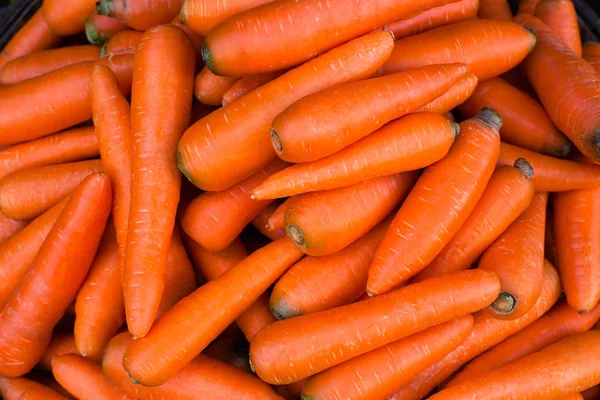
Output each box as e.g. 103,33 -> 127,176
0,45 -> 101,86
0,54 -> 133,146
584,54 -> 600,75
367,109 -> 501,295
194,66 -> 237,106
534,0 -> 582,55
413,159 -> 535,283
204,336 -> 253,374
272,64 -> 469,163
0,212 -> 28,244
85,11 -> 128,45
106,332 -> 283,399
388,261 -> 561,400
0,377 -> 68,400
183,236 -> 248,282
450,300 -> 600,386
254,113 -> 455,199
0,159 -> 103,221
417,72 -> 479,114
519,0 -> 541,13
266,199 -> 289,235
170,17 -> 205,70
301,316 -> 473,400
124,237 -> 303,386
41,333 -> 101,371
96,0 -> 185,30
498,142 -> 600,191
0,173 -> 111,377
0,10 -> 60,69
380,20 -> 535,80
250,269 -> 500,385
385,0 -> 479,39
42,0 -> 97,36
102,30 -> 143,55
478,0 -> 513,19
222,72 -> 283,106
178,31 -> 395,191
554,185 -> 600,314
124,25 -> 195,339
202,0 -> 458,77
430,331 -> 600,400
270,216 -> 392,319
252,200 -> 286,240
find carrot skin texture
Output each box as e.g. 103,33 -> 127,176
367,110 -> 501,295
194,66 -> 237,106
222,72 -> 283,106
0,159 -> 103,221
252,200 -> 286,240
301,316 -> 473,400
457,78 -> 571,156
169,17 -> 205,70
103,30 -> 143,55
417,72 -> 479,114
85,12 -> 128,45
534,0 -> 582,55
177,31 -> 395,191
42,0 -> 97,36
478,0 -> 513,19
0,212 -> 27,244
0,173 -> 111,377
124,25 -> 195,339
97,0 -> 184,30
0,377 -> 68,400
124,237 -> 304,386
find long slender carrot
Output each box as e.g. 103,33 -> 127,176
0,212 -> 27,245
0,377 -> 68,400
498,142 -> 600,191
0,173 -> 111,377
252,200 -> 286,240
254,113 -> 455,199
0,10 -> 60,69
96,0 -> 185,30
182,159 -> 287,251
124,237 -> 303,386
379,19 -> 536,80
478,0 -> 513,19
417,72 -> 479,114
0,159 -> 102,221
178,31 -> 395,191
103,30 -> 143,55
42,0 -> 97,36
367,109 -> 501,296
388,261 -> 561,400
202,0 -> 458,77
302,316 -> 473,400
194,66 -> 237,106
106,332 -> 283,399
386,0 -> 479,39
534,0 -> 582,55
413,160 -> 535,283
222,72 -> 283,106
450,300 -> 600,386
519,0 -> 541,13
250,269 -> 500,385
124,25 -> 195,339
272,64 -> 469,163
85,11 -> 127,45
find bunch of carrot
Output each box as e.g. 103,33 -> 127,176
1,0 -> 600,398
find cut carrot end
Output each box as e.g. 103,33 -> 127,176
476,108 -> 503,132
286,224 -> 306,248
514,158 -> 534,179
270,298 -> 301,320
301,394 -> 314,400
491,291 -> 517,315
128,374 -> 140,385
248,356 -> 256,374
85,20 -> 101,45
449,121 -> 460,140
179,1 -> 187,24
270,128 -> 283,153
554,140 -> 572,158
96,0 -> 114,17
523,26 -> 537,52
201,42 -> 215,73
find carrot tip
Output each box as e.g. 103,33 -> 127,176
270,128 -> 283,153
286,224 -> 306,248
513,158 -> 534,179
96,0 -> 114,17
491,291 -> 517,315
476,108 -> 503,132
449,121 -> 460,140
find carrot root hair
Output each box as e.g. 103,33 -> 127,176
514,158 -> 534,179
491,291 -> 517,315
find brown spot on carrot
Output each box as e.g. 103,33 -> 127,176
449,121 -> 460,140
477,108 -> 503,132
286,224 -> 306,248
270,128 -> 283,153
491,291 -> 517,315
514,158 -> 534,179
201,42 -> 215,73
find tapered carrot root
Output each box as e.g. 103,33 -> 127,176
103,30 -> 143,55
222,72 -> 283,106
0,212 -> 27,245
417,72 -> 479,114
266,199 -> 289,236
534,0 -> 582,55
194,66 -> 237,106
0,376 -> 68,400
0,159 -> 103,221
96,0 -> 184,30
478,0 -> 513,19
252,200 -> 286,240
41,333 -> 102,371
85,11 -> 127,45
42,0 -> 97,36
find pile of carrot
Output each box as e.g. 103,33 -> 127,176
1,0 -> 600,398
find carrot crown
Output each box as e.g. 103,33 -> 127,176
514,158 -> 534,179
476,108 -> 503,132
96,0 -> 114,17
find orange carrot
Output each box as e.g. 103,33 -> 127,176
254,113 -> 455,199
583,42 -> 600,57
498,142 -> 600,191
124,237 -> 303,386
417,72 -> 479,114
250,269 -> 500,385
515,14 -> 600,162
272,64 -> 469,163
42,0 -> 97,36
266,199 -> 290,236
252,200 -> 286,240
0,377 -> 68,400
450,300 -> 600,386
0,127 -> 98,182
0,212 -> 27,244
534,0 -> 582,55
413,159 -> 535,283
0,45 -> 100,86
124,25 -> 195,339
222,72 -> 283,106
178,31 -> 395,191
0,159 -> 102,220
182,159 -> 287,251
367,109 -> 501,296
519,0 -> 541,13
41,335 -> 90,371
0,10 -> 60,69
85,11 -> 127,45
194,66 -> 237,106
202,0 -> 458,77
302,316 -> 474,400
170,17 -> 204,69
386,0 -> 479,38
96,0 -> 184,30
478,0 -> 513,19
106,332 -> 283,399
0,173 -> 111,377
102,30 -> 143,55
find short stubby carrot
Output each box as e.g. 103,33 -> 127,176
253,113 -> 456,199
96,0 -> 185,30
42,0 -> 97,36
124,25 -> 195,339
222,72 -> 283,106
417,72 -> 479,114
0,376 -> 68,400
103,30 -> 143,55
194,66 -> 237,106
0,212 -> 27,245
0,159 -> 103,221
478,0 -> 513,19
285,173 -> 418,256
534,0 -> 582,55
85,11 -> 127,45
252,200 -> 286,240
367,109 -> 501,296
386,0 -> 479,39
515,14 -> 600,162
0,173 -> 111,377
457,78 -> 571,156
270,216 -> 393,319
498,142 -> 600,191
124,237 -> 304,386
178,31 -> 395,191
519,0 -> 541,13
272,63 -> 469,163
250,269 -> 500,385
413,159 -> 535,282
379,19 -> 536,81
202,0 -> 458,77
